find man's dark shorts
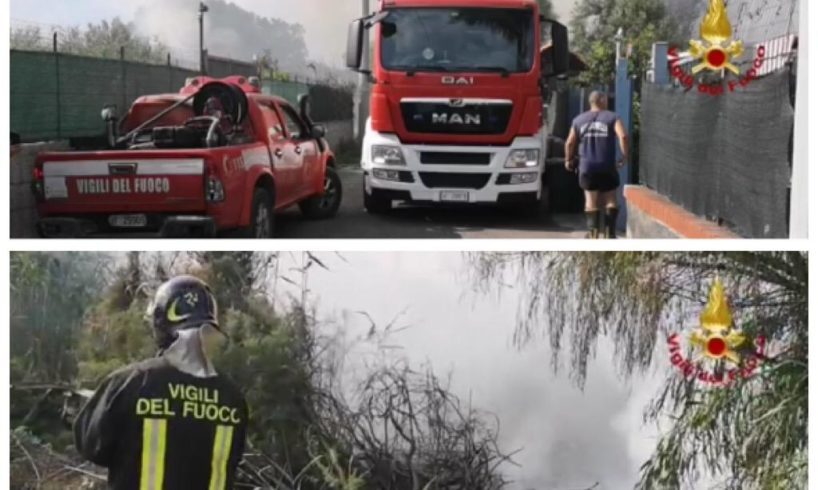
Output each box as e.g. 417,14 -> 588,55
579,169 -> 620,192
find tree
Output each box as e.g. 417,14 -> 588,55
467,252 -> 807,489
10,18 -> 169,64
569,0 -> 678,85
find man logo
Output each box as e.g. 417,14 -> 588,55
442,76 -> 474,85
449,99 -> 466,107
431,113 -> 481,125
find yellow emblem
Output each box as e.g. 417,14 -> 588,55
689,279 -> 746,365
167,297 -> 194,322
689,0 -> 744,75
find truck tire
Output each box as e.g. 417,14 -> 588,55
299,166 -> 343,219
363,177 -> 392,214
241,187 -> 275,238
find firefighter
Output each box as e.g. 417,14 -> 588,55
74,275 -> 248,490
564,91 -> 630,239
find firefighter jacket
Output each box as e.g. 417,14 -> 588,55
74,356 -> 248,490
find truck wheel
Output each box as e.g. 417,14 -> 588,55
299,166 -> 343,219
243,188 -> 275,238
363,177 -> 392,214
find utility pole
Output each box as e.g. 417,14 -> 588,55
353,0 -> 371,141
199,2 -> 209,75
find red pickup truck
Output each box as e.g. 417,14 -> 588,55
32,75 -> 342,238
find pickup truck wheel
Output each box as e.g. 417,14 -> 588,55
245,188 -> 275,238
299,166 -> 343,219
363,177 -> 392,214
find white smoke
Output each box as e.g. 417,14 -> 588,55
130,0 -> 361,69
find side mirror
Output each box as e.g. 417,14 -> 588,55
541,19 -> 569,78
298,93 -> 311,121
101,105 -> 119,148
346,19 -> 364,70
311,124 -> 326,139
101,105 -> 118,122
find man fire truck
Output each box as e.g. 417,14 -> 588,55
346,0 -> 569,215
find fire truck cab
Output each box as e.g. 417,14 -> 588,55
347,0 -> 569,215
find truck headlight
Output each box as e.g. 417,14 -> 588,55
509,172 -> 539,184
504,149 -> 540,168
372,168 -> 402,182
371,145 -> 406,166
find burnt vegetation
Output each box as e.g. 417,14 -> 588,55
10,252 -> 515,490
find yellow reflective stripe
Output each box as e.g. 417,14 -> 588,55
208,425 -> 235,490
139,418 -> 167,490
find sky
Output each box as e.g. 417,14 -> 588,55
10,0 -> 579,66
272,252 -> 668,489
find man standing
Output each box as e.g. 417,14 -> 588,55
564,91 -> 629,238
74,275 -> 247,490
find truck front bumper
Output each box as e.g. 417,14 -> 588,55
361,131 -> 546,205
37,215 -> 217,238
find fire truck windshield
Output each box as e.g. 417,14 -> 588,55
380,8 -> 534,74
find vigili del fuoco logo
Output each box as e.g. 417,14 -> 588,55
667,280 -> 767,386
668,0 -> 766,95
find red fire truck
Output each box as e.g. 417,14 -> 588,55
32,76 -> 342,238
346,0 -> 569,215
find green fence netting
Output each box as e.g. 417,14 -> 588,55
11,49 -> 353,142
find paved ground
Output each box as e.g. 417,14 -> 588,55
275,167 -> 587,239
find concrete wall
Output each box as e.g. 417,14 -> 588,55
624,185 -> 740,239
11,141 -> 70,238
626,202 -> 684,239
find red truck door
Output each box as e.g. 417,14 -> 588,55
277,103 -> 320,199
258,103 -> 301,206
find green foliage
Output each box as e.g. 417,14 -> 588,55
77,301 -> 155,385
569,0 -> 679,85
11,18 -> 169,64
314,445 -> 366,490
215,300 -> 317,466
468,252 -> 808,489
10,252 -> 110,384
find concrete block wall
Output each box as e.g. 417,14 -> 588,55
624,185 -> 740,239
11,141 -> 70,238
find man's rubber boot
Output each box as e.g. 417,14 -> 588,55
604,207 -> 619,239
585,210 -> 600,239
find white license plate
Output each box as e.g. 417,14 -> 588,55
109,214 -> 148,228
440,190 -> 470,203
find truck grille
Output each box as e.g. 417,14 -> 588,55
401,100 -> 512,135
419,172 -> 491,189
420,152 -> 492,165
